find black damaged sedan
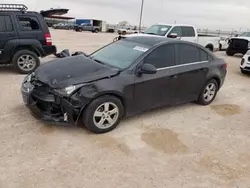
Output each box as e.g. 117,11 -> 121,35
21,36 -> 227,134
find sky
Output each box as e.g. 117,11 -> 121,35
3,0 -> 250,31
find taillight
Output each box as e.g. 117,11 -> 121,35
224,63 -> 227,69
44,33 -> 52,46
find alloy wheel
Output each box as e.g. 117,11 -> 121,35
203,83 -> 216,102
17,55 -> 36,72
93,102 -> 119,129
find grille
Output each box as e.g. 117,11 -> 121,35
231,39 -> 248,50
31,79 -> 50,95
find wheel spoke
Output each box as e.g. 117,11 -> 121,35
20,57 -> 25,62
209,84 -> 214,90
97,118 -> 105,127
94,111 -> 103,117
109,108 -> 118,115
106,117 -> 114,125
104,103 -> 109,112
204,92 -> 208,98
26,55 -> 30,60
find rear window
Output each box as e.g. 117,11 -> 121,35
0,15 -> 13,32
18,16 -> 40,31
181,27 -> 195,37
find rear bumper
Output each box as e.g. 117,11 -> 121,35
42,45 -> 57,57
21,79 -> 87,125
240,55 -> 250,71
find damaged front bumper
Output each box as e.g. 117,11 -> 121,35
21,79 -> 88,125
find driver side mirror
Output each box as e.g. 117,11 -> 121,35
138,64 -> 157,74
168,33 -> 178,38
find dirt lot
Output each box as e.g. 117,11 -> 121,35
1,29 -> 250,188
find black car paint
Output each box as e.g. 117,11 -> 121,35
0,11 -> 56,64
227,38 -> 249,55
21,37 -> 226,126
34,55 -> 120,88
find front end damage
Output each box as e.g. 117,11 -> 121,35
21,74 -> 92,125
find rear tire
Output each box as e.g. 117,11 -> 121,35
196,79 -> 218,105
122,31 -> 126,35
205,44 -> 214,52
94,28 -> 99,33
12,50 -> 40,74
226,48 -> 234,56
82,95 -> 124,134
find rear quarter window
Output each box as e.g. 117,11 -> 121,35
17,16 -> 40,31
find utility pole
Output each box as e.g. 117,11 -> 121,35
139,0 -> 144,32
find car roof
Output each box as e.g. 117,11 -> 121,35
154,23 -> 195,27
123,35 -> 173,47
121,35 -> 215,57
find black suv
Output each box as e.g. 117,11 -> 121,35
0,4 -> 56,74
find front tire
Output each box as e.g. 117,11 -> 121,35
83,95 -> 124,134
12,50 -> 40,74
196,79 -> 218,105
241,69 -> 248,74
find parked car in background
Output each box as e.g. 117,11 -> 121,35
74,23 -> 101,33
52,23 -> 75,30
118,28 -> 138,35
131,24 -> 220,52
21,35 -> 227,134
0,4 -> 56,74
226,32 -> 250,56
240,50 -> 250,74
219,37 -> 229,51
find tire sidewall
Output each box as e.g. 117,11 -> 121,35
83,95 -> 124,134
198,79 -> 218,105
12,50 -> 40,74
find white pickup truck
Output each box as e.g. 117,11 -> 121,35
127,24 -> 220,52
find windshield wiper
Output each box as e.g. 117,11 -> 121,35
145,33 -> 156,35
92,58 -> 106,65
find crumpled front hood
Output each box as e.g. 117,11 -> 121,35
34,55 -> 119,89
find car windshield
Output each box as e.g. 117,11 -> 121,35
90,40 -> 149,69
239,32 -> 250,37
144,25 -> 171,36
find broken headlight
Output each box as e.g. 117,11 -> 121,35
54,84 -> 86,97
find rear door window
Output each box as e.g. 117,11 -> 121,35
0,16 -> 7,32
144,44 -> 176,68
5,16 -> 13,31
178,44 -> 200,65
181,27 -> 195,37
18,16 -> 40,31
0,15 -> 13,32
200,49 -> 213,61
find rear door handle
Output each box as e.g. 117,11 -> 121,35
7,33 -> 14,37
171,75 -> 178,79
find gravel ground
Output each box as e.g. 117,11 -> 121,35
0,29 -> 250,188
